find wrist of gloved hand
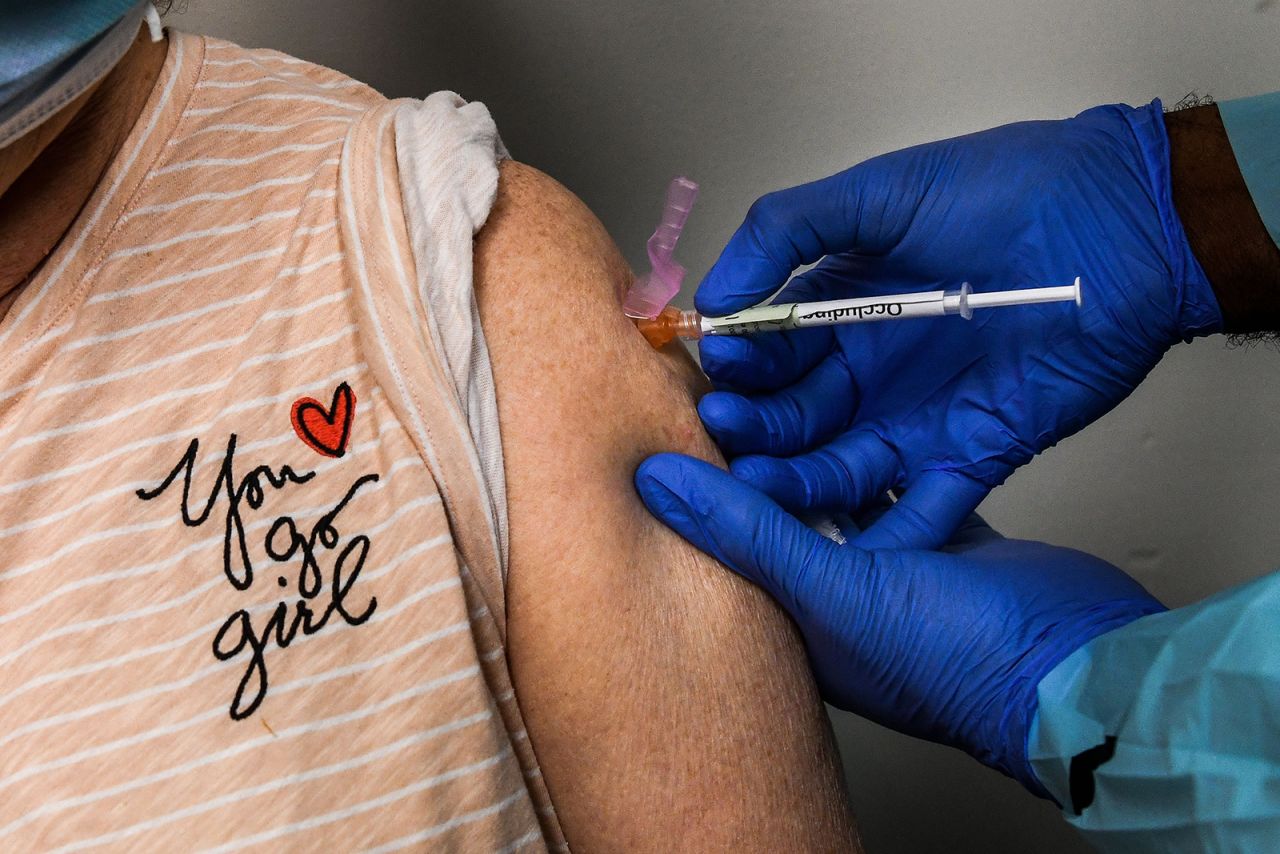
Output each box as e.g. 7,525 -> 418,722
980,604 -> 1166,800
1118,99 -> 1222,343
1165,101 -> 1280,334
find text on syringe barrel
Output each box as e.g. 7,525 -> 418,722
705,291 -> 950,335
792,291 -> 952,327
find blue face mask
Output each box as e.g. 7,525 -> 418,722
0,0 -> 154,149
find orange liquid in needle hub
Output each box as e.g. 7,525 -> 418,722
634,306 -> 703,349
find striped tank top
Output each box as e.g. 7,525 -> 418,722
0,31 -> 564,852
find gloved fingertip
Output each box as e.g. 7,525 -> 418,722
696,335 -> 749,376
635,454 -> 698,524
635,453 -> 688,491
638,453 -> 744,518
727,454 -> 773,484
695,293 -> 749,318
695,269 -> 766,317
635,451 -> 693,493
729,455 -> 806,508
697,392 -> 758,439
637,454 -> 774,573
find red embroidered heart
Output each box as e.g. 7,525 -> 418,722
291,382 -> 356,458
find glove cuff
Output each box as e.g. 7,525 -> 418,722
979,601 -> 1166,801
1123,99 -> 1224,341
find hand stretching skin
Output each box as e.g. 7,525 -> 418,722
636,453 -> 1164,796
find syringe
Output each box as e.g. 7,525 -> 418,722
635,278 -> 1082,348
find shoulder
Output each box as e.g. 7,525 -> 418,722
475,160 -> 708,440
477,161 -> 631,302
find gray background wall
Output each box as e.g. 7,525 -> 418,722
172,2 -> 1280,850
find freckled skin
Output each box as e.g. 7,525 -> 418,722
474,162 -> 859,852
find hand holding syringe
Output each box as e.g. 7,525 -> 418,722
634,278 -> 1083,348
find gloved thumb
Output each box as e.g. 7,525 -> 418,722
695,171 -> 862,316
636,452 -> 853,614
695,158 -> 915,317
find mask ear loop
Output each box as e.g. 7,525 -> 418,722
145,3 -> 164,42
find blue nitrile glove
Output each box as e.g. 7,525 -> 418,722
635,453 -> 1165,795
697,100 -> 1222,550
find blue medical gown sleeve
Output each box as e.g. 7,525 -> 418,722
1027,570 -> 1280,851
1219,91 -> 1280,249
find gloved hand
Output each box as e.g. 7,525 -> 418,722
696,100 -> 1221,549
635,453 -> 1165,796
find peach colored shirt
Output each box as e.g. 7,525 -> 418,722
0,32 -> 563,852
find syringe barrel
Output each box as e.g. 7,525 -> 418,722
696,279 -> 1079,339
787,291 -> 950,329
702,291 -> 952,335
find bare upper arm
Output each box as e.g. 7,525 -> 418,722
474,161 -> 860,852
